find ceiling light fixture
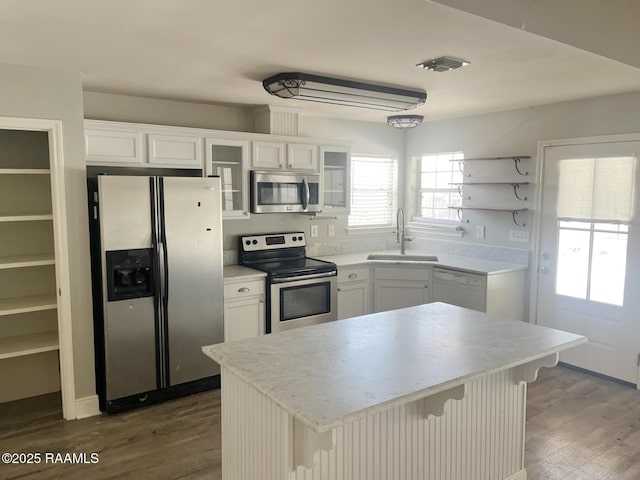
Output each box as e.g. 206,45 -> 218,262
387,115 -> 424,129
262,72 -> 426,112
416,56 -> 470,72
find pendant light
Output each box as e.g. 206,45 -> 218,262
387,115 -> 424,129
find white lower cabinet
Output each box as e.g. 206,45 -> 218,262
337,266 -> 370,320
223,278 -> 265,342
373,266 -> 431,313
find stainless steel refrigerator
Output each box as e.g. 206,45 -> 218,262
91,175 -> 223,413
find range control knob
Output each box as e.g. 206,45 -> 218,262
292,236 -> 297,241
298,236 -> 303,241
252,239 -> 258,245
245,240 -> 251,245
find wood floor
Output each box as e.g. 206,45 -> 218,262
1,365 -> 639,479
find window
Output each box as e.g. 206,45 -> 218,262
555,155 -> 635,306
416,152 -> 463,222
348,155 -> 398,228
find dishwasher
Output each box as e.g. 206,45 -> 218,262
431,267 -> 487,312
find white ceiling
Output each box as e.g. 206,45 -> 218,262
0,0 -> 639,125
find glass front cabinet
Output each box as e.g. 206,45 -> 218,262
205,138 -> 250,219
320,145 -> 350,214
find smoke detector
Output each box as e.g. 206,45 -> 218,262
416,56 -> 470,72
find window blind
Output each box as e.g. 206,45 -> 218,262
349,156 -> 398,227
557,156 -> 636,222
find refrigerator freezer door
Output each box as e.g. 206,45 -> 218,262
104,297 -> 158,400
161,177 -> 224,385
98,176 -> 158,400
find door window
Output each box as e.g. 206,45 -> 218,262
556,221 -> 628,305
555,155 -> 635,306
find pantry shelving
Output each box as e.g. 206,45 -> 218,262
0,128 -> 61,405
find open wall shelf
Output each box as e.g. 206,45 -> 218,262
450,182 -> 530,200
451,155 -> 531,176
448,207 -> 529,227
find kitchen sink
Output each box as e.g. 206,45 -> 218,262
366,254 -> 439,262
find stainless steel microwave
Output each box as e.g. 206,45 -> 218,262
250,171 -> 321,213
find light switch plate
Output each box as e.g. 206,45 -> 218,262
476,225 -> 485,239
310,225 -> 319,238
510,230 -> 529,242
328,224 -> 335,237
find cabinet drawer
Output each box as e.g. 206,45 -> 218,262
338,266 -> 369,283
224,279 -> 265,301
374,266 -> 430,281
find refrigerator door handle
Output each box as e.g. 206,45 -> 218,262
158,177 -> 171,387
158,241 -> 167,303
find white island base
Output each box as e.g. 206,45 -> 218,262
204,303 -> 585,480
222,361 -> 554,480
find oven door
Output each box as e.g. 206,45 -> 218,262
251,171 -> 321,213
270,272 -> 337,333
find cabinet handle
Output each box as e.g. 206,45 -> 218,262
424,285 -> 429,288
348,273 -> 358,279
337,288 -> 342,292
238,287 -> 250,293
259,299 -> 265,303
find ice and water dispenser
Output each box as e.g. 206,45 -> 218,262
105,249 -> 154,301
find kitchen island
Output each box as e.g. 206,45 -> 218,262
202,303 -> 586,480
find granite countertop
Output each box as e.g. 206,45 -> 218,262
314,250 -> 527,275
203,302 -> 585,433
223,264 -> 266,281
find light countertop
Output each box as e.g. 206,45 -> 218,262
223,264 -> 266,282
203,302 -> 585,433
314,251 -> 527,275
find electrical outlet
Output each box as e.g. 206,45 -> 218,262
310,224 -> 319,238
509,230 -> 529,243
328,224 -> 335,237
476,225 -> 485,239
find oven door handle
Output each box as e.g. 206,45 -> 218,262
302,177 -> 309,212
271,271 -> 336,283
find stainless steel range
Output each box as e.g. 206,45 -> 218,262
239,232 -> 337,333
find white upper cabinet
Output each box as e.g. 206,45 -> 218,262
320,145 -> 350,214
206,137 -> 250,219
85,127 -> 143,165
251,140 -> 286,169
147,133 -> 203,168
252,140 -> 318,171
84,121 -> 203,169
287,143 -> 318,170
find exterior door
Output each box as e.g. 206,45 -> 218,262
536,137 -> 640,384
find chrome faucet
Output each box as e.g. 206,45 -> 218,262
396,207 -> 414,254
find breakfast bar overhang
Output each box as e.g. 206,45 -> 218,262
203,302 -> 586,480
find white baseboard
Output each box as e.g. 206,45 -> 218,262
75,395 -> 101,419
505,469 -> 527,480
